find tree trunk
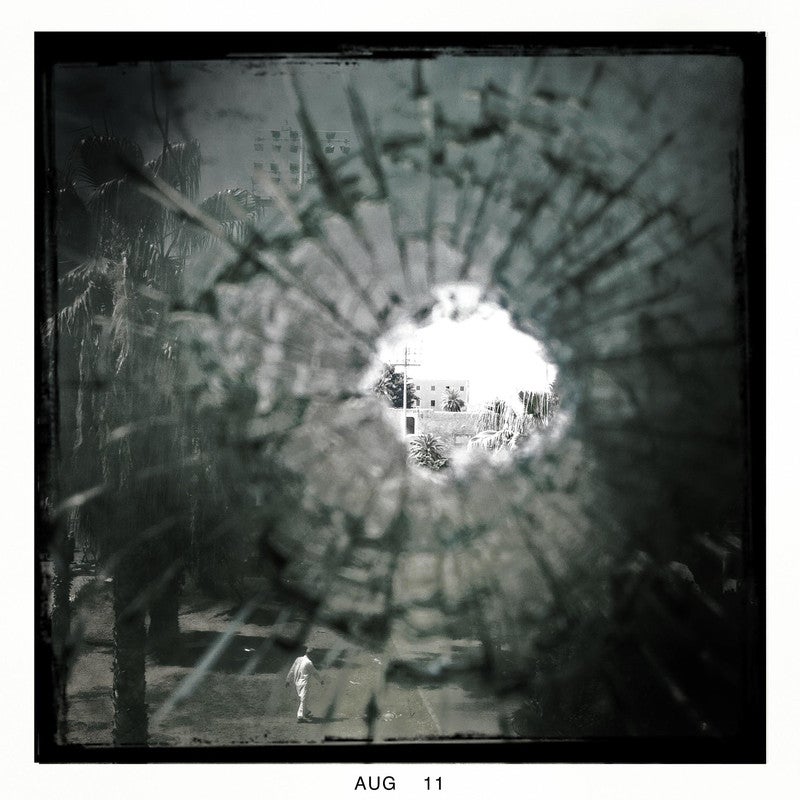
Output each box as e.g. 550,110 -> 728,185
112,570 -> 148,746
51,521 -> 74,744
148,569 -> 182,662
51,547 -> 73,653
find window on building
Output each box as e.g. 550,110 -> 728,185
430,400 -> 436,407
254,143 -> 263,151
290,130 -> 299,140
290,163 -> 299,173
446,385 -> 450,389
416,385 -> 420,390
325,145 -> 335,154
273,144 -> 282,151
270,163 -> 278,172
253,162 -> 263,169
271,130 -> 281,139
460,385 -> 465,391
290,145 -> 299,153
430,385 -> 436,391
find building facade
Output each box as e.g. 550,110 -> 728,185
411,378 -> 470,410
251,126 -> 351,197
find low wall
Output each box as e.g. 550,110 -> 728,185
408,410 -> 485,448
386,408 -> 489,449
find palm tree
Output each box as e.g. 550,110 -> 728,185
518,388 -> 559,427
371,363 -> 418,408
477,398 -> 520,437
441,388 -> 466,412
50,130 -> 267,745
471,398 -> 530,453
54,132 -> 205,743
408,433 -> 448,470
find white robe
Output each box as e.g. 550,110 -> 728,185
286,655 -> 322,718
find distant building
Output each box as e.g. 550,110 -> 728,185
412,378 -> 470,410
251,126 -> 351,197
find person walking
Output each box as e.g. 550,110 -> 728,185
285,646 -> 324,722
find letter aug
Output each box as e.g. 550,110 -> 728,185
354,776 -> 396,790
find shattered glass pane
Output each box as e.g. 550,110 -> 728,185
37,41 -> 760,753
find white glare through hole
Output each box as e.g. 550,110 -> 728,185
363,284 -> 559,472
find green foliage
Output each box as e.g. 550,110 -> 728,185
441,388 -> 466,412
178,187 -> 267,255
475,390 -> 559,446
476,399 -> 522,442
467,428 -> 516,451
518,389 -> 559,422
51,131 -> 269,732
371,363 -> 418,408
408,433 -> 448,470
73,134 -> 144,188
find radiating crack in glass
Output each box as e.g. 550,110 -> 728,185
43,52 -> 751,745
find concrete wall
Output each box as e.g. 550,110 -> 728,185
389,409 -> 486,448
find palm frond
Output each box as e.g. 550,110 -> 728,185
178,188 -> 266,254
408,433 -> 448,470
441,388 -> 466,412
467,429 -> 514,451
56,184 -> 94,257
125,235 -> 170,285
61,257 -> 111,289
48,282 -> 96,338
106,257 -> 135,373
518,389 -> 559,428
74,134 -> 143,189
110,294 -> 132,374
147,141 -> 201,202
200,188 -> 259,223
477,399 -> 518,434
87,175 -> 161,244
45,258 -> 109,342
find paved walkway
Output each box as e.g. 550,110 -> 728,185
65,581 -> 518,745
